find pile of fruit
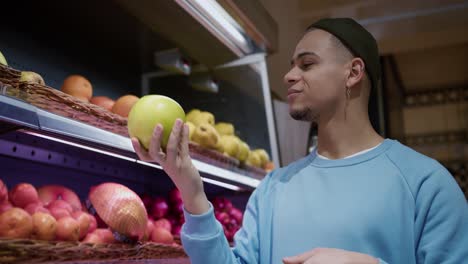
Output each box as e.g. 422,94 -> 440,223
212,197 -> 243,242
0,179 -> 175,245
140,188 -> 245,243
186,109 -> 274,171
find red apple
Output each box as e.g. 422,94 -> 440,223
0,201 -> 13,214
9,183 -> 39,208
143,218 -> 155,242
37,185 -> 82,211
0,207 -> 33,238
0,179 -> 8,203
151,226 -> 174,244
82,233 -> 102,244
56,216 -> 80,241
83,229 -> 115,244
154,218 -> 172,233
72,211 -> 91,240
87,214 -> 97,234
47,200 -> 73,213
92,228 -> 115,243
31,212 -> 57,241
24,202 -> 50,215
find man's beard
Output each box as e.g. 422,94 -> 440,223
290,108 -> 318,122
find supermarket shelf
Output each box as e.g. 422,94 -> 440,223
0,94 -> 261,190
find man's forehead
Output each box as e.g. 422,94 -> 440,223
293,29 -> 332,58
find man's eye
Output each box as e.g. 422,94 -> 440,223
301,63 -> 314,69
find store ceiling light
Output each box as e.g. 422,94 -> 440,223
175,0 -> 253,57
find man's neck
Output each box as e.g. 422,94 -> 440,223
316,113 -> 384,160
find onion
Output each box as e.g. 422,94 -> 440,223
168,188 -> 182,205
171,224 -> 181,236
212,197 -> 232,212
141,193 -> 152,211
228,207 -> 243,224
151,197 -> 169,219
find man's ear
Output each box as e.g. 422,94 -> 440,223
346,58 -> 365,89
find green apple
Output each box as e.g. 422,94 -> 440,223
128,95 -> 186,150
0,51 -> 7,66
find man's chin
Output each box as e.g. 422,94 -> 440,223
289,108 -> 317,122
290,110 -> 309,121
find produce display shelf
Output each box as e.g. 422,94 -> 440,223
0,94 -> 261,190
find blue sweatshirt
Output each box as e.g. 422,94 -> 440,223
181,139 -> 468,263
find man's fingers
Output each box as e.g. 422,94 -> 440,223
283,249 -> 319,264
180,123 -> 190,157
148,124 -> 165,162
166,119 -> 183,162
131,138 -> 152,161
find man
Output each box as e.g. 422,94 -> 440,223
132,18 -> 468,264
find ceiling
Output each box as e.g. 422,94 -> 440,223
297,0 -> 468,93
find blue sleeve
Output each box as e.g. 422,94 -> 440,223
415,168 -> 468,263
180,178 -> 267,264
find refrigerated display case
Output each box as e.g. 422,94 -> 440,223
0,0 -> 278,262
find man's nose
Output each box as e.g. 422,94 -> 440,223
283,68 -> 300,86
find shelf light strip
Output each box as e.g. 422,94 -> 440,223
192,160 -> 261,188
22,130 -> 135,162
201,177 -> 242,191
23,130 -> 260,190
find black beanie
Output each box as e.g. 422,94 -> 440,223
308,18 -> 381,90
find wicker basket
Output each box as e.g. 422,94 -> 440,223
0,64 -> 21,81
1,80 -> 129,137
0,239 -> 187,264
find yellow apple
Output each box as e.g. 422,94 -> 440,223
253,149 -> 270,167
20,71 -> 45,85
245,151 -> 262,168
217,135 -> 240,158
191,111 -> 215,126
192,123 -> 219,149
0,51 -> 7,66
186,109 -> 200,123
236,140 -> 250,162
215,122 -> 235,136
186,121 -> 196,140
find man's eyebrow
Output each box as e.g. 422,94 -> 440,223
290,51 -> 319,65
